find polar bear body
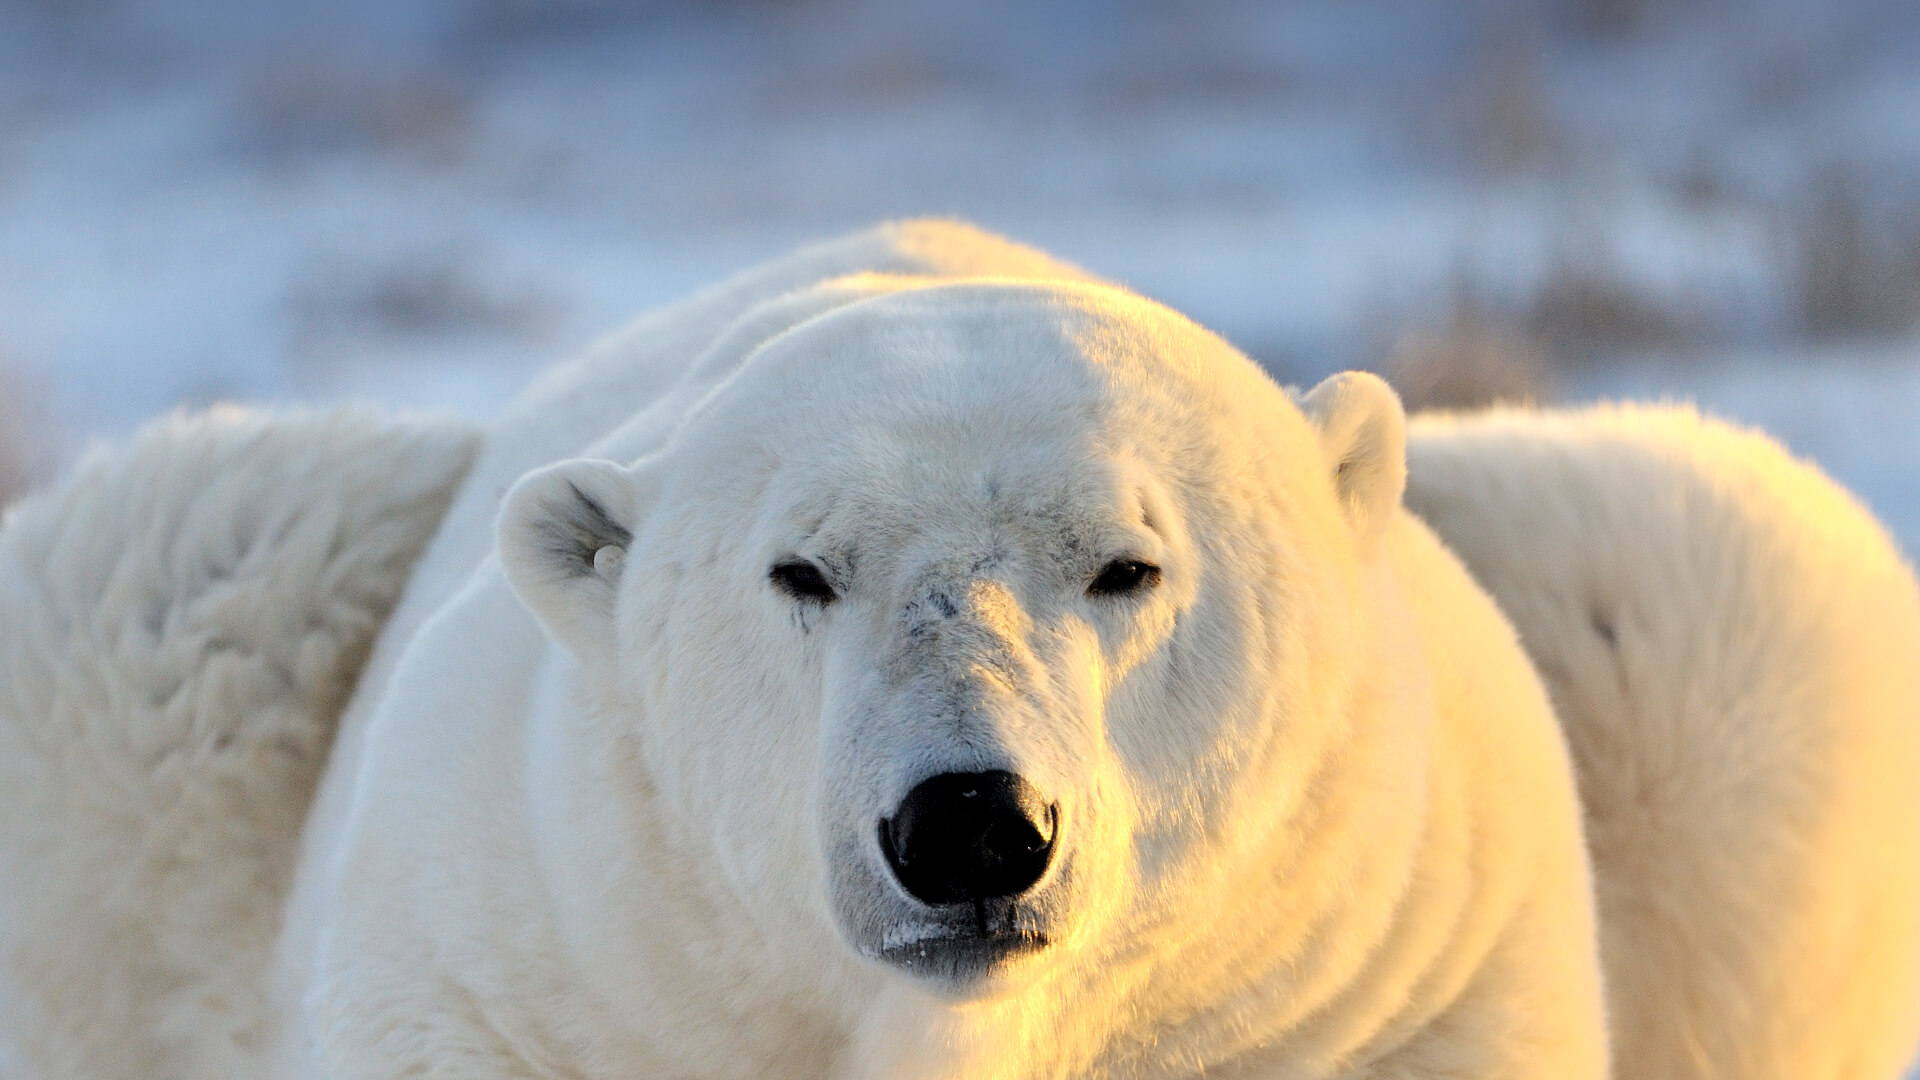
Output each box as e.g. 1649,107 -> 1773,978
1407,406 -> 1920,1079
0,408 -> 478,1079
282,229 -> 1604,1078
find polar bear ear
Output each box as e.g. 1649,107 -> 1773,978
1298,371 -> 1407,549
498,458 -> 652,661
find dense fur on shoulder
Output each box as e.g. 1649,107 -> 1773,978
0,406 -> 477,1079
1408,404 -> 1920,1080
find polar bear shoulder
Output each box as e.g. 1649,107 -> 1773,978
0,406 -> 478,1079
1406,403 -> 1920,1080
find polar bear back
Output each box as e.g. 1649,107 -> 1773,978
1407,404 -> 1920,1080
0,407 -> 477,1079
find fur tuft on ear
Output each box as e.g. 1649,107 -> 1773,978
498,458 -> 648,660
1299,371 -> 1407,547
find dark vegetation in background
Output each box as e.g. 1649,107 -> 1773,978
0,364 -> 45,509
0,0 -> 1915,460
1367,0 -> 1920,411
283,249 -> 561,364
235,61 -> 475,169
1383,163 -> 1920,412
1789,167 -> 1920,340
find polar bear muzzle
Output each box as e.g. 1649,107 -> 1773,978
862,770 -> 1063,985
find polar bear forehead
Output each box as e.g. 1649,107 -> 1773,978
677,279 -> 1307,485
649,279 -> 1323,587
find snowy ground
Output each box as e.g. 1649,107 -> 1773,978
4,0 -> 1917,539
2,0 -> 1919,1066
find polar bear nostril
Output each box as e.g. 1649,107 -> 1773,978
879,771 -> 1058,907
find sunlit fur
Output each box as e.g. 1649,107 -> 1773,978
287,222 -> 1603,1079
1408,405 -> 1920,1080
4,222 -> 1911,1080
0,407 -> 476,1079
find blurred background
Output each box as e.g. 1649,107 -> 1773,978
1,0 -> 1918,556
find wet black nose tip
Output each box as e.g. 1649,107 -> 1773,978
879,770 -> 1059,906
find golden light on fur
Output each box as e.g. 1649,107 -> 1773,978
1,223 -> 1915,1080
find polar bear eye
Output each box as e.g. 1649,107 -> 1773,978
1088,559 -> 1161,598
770,560 -> 837,604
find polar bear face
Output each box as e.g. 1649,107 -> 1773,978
499,282 -> 1406,1001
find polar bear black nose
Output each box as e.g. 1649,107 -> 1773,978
879,771 -> 1059,906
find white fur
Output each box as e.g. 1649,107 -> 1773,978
0,406 -> 477,1078
271,220 -> 1109,1064
2,221 -> 1913,1080
286,229 -> 1604,1078
1408,404 -> 1920,1079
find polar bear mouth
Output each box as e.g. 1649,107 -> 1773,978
877,925 -> 1051,983
871,892 -> 1053,984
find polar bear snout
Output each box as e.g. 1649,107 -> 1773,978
879,770 -> 1059,906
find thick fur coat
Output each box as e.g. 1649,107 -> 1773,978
0,222 -> 1915,1080
0,407 -> 477,1078
1407,406 -> 1920,1079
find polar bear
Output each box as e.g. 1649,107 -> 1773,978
0,220 -> 1914,1080
285,237 -> 1607,1078
1406,405 -> 1920,1080
0,407 -> 478,1079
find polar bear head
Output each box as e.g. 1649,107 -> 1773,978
497,281 -> 1407,1003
